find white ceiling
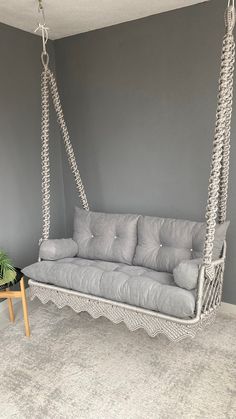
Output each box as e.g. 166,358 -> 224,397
0,0 -> 209,40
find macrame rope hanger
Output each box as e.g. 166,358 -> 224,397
203,0 -> 235,279
36,0 -> 235,284
36,0 -> 89,245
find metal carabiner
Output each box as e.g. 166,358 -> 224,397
228,0 -> 235,8
41,51 -> 50,69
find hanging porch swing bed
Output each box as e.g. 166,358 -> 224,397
23,1 -> 235,341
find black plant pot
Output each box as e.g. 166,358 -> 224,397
0,267 -> 22,291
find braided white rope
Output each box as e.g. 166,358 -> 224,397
219,36 -> 235,223
48,70 -> 89,212
41,69 -> 50,241
203,6 -> 235,269
40,70 -> 89,240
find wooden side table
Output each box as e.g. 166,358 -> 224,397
0,270 -> 30,337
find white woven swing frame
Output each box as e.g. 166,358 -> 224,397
30,2 -> 235,341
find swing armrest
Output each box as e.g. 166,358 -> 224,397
39,239 -> 78,261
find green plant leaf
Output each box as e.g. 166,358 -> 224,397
0,250 -> 16,284
4,269 -> 16,282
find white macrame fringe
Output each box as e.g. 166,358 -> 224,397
29,280 -> 217,342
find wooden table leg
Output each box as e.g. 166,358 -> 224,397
20,277 -> 30,337
6,288 -> 15,322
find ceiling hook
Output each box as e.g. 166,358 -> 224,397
38,0 -> 46,26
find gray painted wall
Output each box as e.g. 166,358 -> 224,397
55,0 -> 236,304
0,23 -> 66,269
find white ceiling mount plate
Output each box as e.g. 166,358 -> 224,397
0,0 -> 210,40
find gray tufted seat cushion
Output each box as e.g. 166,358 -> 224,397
73,207 -> 139,265
22,258 -> 196,319
133,215 -> 229,273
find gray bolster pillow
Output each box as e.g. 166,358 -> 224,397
173,258 -> 202,290
39,239 -> 78,261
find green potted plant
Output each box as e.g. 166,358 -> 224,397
0,251 -> 16,288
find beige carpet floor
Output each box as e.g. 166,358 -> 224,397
0,299 -> 235,419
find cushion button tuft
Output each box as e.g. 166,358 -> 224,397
114,235 -> 117,239
160,244 -> 163,247
91,234 -> 94,238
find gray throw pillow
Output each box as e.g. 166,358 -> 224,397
39,239 -> 78,261
173,258 -> 202,290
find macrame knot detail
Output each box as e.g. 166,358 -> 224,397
225,5 -> 236,33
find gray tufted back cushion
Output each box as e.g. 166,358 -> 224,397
133,216 -> 229,273
73,207 -> 139,265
